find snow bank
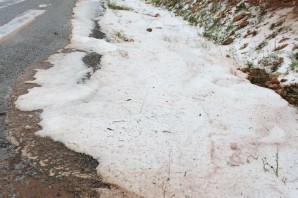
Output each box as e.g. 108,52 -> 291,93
16,0 -> 298,197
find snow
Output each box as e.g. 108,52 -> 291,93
0,9 -> 45,41
16,0 -> 298,197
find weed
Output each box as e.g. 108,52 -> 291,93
107,1 -> 131,11
114,31 -> 133,42
235,2 -> 246,13
256,40 -> 268,51
246,61 -> 254,69
289,53 -> 298,70
270,20 -> 284,30
210,2 -> 221,14
266,31 -> 278,40
259,54 -> 283,72
262,147 -> 279,177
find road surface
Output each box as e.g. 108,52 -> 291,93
0,0 -> 75,137
0,0 -> 77,196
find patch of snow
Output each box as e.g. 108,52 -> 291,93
16,0 -> 298,197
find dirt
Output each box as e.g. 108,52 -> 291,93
89,21 -> 106,40
228,0 -> 298,8
240,68 -> 298,106
82,52 -> 102,72
1,53 -> 140,198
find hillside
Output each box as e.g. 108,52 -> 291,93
149,0 -> 298,105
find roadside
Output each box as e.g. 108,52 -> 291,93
4,58 -> 135,197
0,0 -> 120,197
15,0 -> 298,197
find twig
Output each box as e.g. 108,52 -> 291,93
140,89 -> 149,113
167,149 -> 172,181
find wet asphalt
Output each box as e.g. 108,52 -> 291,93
0,0 -> 75,174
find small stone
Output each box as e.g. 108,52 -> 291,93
230,143 -> 238,150
146,28 -> 152,32
280,79 -> 288,83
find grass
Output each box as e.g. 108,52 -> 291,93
290,53 -> 298,70
262,147 -> 279,177
255,40 -> 268,51
258,54 -> 283,72
107,1 -> 131,11
114,31 -> 133,42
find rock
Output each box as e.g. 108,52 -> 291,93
280,79 -> 288,83
222,37 -> 234,45
146,28 -> 152,32
154,13 -> 160,17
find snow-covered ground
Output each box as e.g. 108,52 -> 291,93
16,0 -> 298,197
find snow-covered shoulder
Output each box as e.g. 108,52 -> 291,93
16,0 -> 298,197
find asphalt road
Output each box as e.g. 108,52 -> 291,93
0,0 -> 76,194
0,0 -> 76,139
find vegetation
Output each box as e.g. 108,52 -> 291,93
107,1 -> 131,11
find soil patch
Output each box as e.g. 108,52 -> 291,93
90,21 -> 106,39
240,68 -> 298,106
82,52 -> 102,72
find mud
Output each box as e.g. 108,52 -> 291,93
90,21 -> 106,40
82,52 -> 102,72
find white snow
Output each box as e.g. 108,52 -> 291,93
16,0 -> 298,197
0,9 -> 45,41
